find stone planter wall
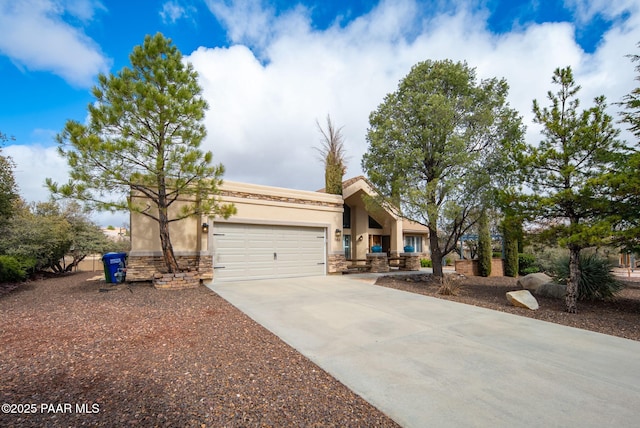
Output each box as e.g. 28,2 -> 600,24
455,258 -> 505,277
127,252 -> 213,282
366,253 -> 389,273
153,272 -> 200,289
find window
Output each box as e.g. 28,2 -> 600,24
368,216 -> 383,229
343,204 -> 351,228
404,236 -> 423,252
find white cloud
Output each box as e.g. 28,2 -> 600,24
187,0 -> 640,193
160,1 -> 192,24
4,144 -> 67,204
0,0 -> 110,87
204,0 -> 279,50
4,143 -> 129,227
63,0 -> 106,22
564,0 -> 637,22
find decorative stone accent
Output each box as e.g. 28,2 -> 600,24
517,272 -> 553,294
153,272 -> 200,289
454,259 -> 505,277
367,253 -> 389,273
400,253 -> 421,271
535,281 -> 566,299
219,189 -> 342,208
506,290 -> 539,310
127,253 -> 213,282
328,253 -> 348,273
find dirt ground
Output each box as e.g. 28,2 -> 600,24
375,273 -> 640,342
0,272 -> 399,428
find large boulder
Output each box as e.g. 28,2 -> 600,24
506,290 -> 539,310
517,272 -> 552,294
536,281 -> 566,299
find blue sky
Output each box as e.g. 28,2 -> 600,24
1,0 -> 639,226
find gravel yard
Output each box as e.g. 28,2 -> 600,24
3,270 -> 639,427
0,272 -> 399,427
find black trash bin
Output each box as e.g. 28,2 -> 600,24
102,252 -> 127,283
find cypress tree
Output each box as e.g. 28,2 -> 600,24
502,215 -> 520,277
477,210 -> 492,277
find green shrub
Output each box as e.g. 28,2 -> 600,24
0,255 -> 28,282
420,258 -> 432,268
518,253 -> 539,276
552,253 -> 623,301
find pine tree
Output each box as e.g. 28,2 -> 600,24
49,34 -> 235,273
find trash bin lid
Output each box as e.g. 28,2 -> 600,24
102,252 -> 127,261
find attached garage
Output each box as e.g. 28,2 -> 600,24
212,223 -> 327,282
127,180 -> 345,284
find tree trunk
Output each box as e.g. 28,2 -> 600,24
429,226 -> 443,277
65,254 -> 87,272
566,247 -> 580,313
158,209 -> 179,273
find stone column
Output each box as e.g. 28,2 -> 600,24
401,253 -> 421,271
366,253 -> 389,273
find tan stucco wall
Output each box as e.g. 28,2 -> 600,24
130,194 -> 203,254
130,181 -> 344,259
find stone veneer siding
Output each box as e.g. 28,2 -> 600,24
127,253 -> 213,282
220,190 -> 343,208
454,258 -> 504,277
328,253 -> 348,273
400,253 -> 421,271
153,272 -> 200,289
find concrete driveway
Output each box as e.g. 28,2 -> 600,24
208,275 -> 640,427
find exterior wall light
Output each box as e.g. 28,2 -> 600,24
335,228 -> 342,238
202,223 -> 209,233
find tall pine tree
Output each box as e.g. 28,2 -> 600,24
49,34 -> 235,273
521,67 -> 626,313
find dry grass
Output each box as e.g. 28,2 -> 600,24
437,274 -> 462,296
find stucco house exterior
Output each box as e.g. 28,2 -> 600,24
127,176 -> 429,283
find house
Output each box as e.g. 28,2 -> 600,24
126,176 -> 429,283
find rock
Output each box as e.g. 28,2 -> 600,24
517,272 -> 552,294
506,290 -> 539,310
536,281 -> 566,299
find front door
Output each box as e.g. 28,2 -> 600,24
343,235 -> 351,259
382,235 -> 391,254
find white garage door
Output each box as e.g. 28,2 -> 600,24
212,223 -> 326,282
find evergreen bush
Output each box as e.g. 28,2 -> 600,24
502,218 -> 519,277
518,253 -> 539,276
420,258 -> 432,268
477,212 -> 492,277
0,255 -> 27,282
